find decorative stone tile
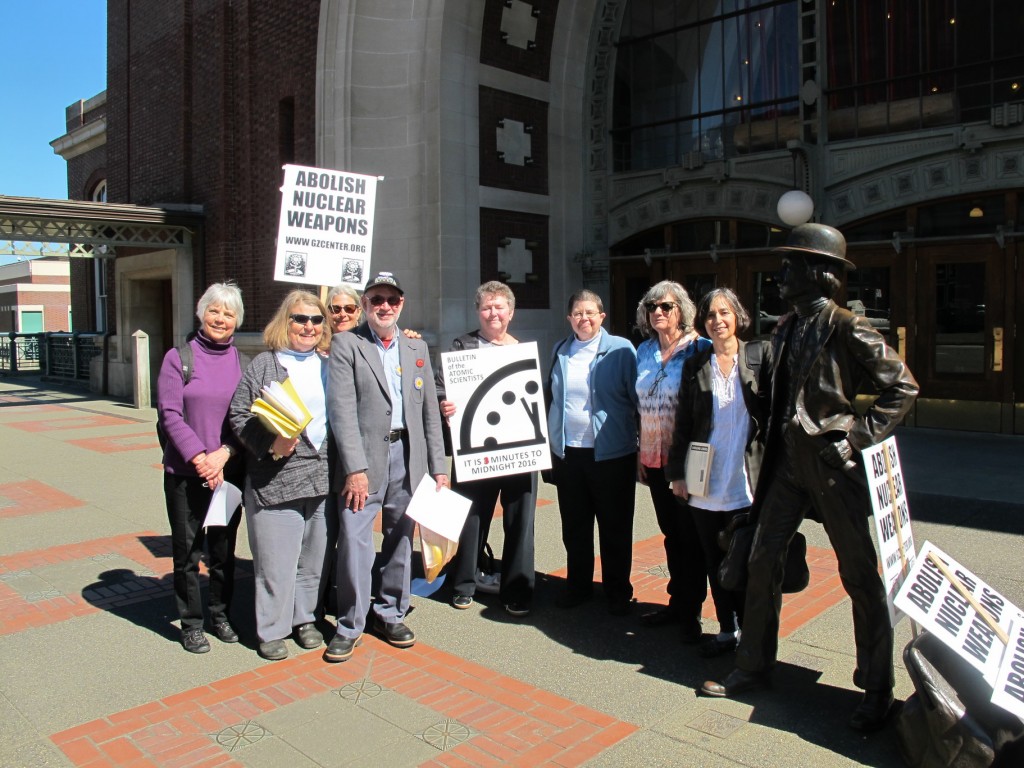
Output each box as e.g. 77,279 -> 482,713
687,709 -> 747,738
212,721 -> 268,752
418,719 -> 472,751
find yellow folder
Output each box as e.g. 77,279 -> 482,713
249,378 -> 312,439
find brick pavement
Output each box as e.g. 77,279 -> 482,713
1,379 -> 947,768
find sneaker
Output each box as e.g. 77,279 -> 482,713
504,602 -> 531,618
258,640 -> 288,661
182,628 -> 211,654
211,621 -> 239,644
474,569 -> 501,595
452,594 -> 474,610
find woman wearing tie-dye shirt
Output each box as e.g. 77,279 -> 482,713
634,281 -> 712,642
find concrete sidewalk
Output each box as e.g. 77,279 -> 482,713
1,376 -> 1022,767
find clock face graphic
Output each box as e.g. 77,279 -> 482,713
455,358 -> 546,456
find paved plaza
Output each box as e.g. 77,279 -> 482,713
1,376 -> 1023,767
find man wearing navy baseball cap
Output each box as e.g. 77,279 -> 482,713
325,271 -> 448,662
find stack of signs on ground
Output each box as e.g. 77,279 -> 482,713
441,342 -> 552,481
894,541 -> 1024,722
863,436 -> 916,625
274,163 -> 378,288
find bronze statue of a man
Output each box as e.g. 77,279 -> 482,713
701,223 -> 919,733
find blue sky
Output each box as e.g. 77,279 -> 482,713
0,1 -> 107,200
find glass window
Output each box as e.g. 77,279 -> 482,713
826,0 -> 1024,138
613,0 -> 800,172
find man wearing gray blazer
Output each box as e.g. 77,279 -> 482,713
324,271 -> 449,662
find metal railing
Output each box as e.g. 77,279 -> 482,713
0,332 -> 104,382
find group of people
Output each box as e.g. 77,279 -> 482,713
157,222 -> 918,734
158,272 -> 446,663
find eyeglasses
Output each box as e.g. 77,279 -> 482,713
329,304 -> 359,315
645,301 -> 677,314
368,295 -> 403,307
647,368 -> 667,396
289,313 -> 325,326
570,310 -> 601,320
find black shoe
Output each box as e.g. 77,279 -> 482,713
294,622 -> 322,649
700,668 -> 771,698
849,691 -> 895,732
504,602 -> 531,617
452,595 -> 474,610
211,621 -> 239,644
556,589 -> 592,609
699,635 -> 739,657
181,628 -> 211,654
680,617 -> 703,644
323,633 -> 362,663
640,606 -> 680,626
373,617 -> 416,648
258,640 -> 288,661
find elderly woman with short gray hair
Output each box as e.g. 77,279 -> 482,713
634,280 -> 712,641
158,282 -> 247,654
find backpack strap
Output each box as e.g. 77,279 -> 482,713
178,342 -> 195,386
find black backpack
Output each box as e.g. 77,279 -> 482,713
156,339 -> 249,451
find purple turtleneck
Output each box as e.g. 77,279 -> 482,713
157,331 -> 244,475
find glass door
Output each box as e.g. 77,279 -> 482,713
914,245 -> 1006,426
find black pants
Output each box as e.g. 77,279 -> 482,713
690,504 -> 746,634
555,449 -> 636,604
450,468 -> 536,605
645,465 -> 708,618
736,431 -> 894,692
164,473 -> 242,630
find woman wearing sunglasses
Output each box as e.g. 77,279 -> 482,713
634,280 -> 712,641
229,290 -> 333,660
326,285 -> 363,333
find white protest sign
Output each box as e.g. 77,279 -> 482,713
894,541 -> 1016,686
274,164 -> 378,287
991,614 -> 1024,722
442,342 -> 552,481
862,436 -> 915,625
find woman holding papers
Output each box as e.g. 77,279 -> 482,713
546,290 -> 638,615
634,280 -> 711,641
437,281 -> 537,617
229,290 -> 332,661
666,288 -> 767,657
157,282 -> 247,655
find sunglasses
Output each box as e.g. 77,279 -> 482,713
647,367 -> 667,396
329,304 -> 359,315
645,301 -> 678,314
368,294 -> 403,307
289,313 -> 325,326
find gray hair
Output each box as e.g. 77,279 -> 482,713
475,280 -> 516,310
635,280 -> 696,338
327,284 -> 360,306
696,287 -> 751,335
196,282 -> 244,328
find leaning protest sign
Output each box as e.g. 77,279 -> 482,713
274,164 -> 378,287
991,615 -> 1024,722
894,541 -> 1016,687
442,342 -> 552,481
863,436 -> 916,625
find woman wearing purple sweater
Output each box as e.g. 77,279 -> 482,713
157,282 -> 247,654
